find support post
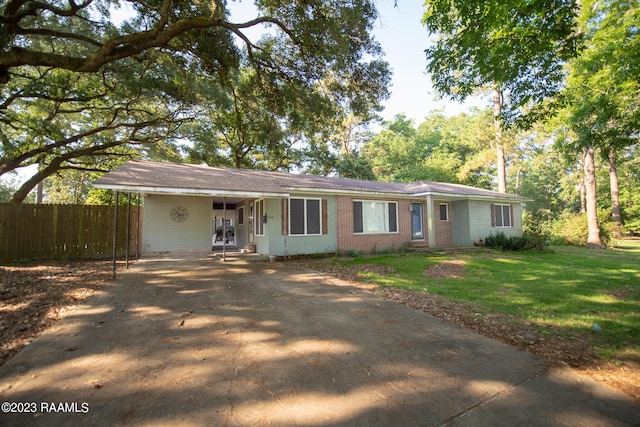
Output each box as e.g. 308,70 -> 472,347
426,194 -> 436,248
136,194 -> 140,261
112,192 -> 119,279
126,192 -> 131,269
222,197 -> 227,262
284,196 -> 289,264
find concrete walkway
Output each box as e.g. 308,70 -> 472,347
1,251 -> 639,426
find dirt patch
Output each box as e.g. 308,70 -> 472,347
423,259 -> 466,278
295,259 -> 640,402
0,261 -> 111,366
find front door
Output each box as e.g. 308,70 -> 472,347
411,203 -> 424,240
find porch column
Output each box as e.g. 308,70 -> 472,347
222,197 -> 227,262
426,194 -> 436,248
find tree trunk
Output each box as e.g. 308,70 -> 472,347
492,87 -> 507,193
583,145 -> 602,248
576,155 -> 586,213
36,181 -> 44,204
608,149 -> 622,237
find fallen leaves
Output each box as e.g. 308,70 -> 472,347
0,261 -> 111,366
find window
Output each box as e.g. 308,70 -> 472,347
439,203 -> 449,221
238,206 -> 245,225
256,199 -> 265,235
353,201 -> 398,234
493,204 -> 512,227
290,198 -> 321,235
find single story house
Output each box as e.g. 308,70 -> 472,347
93,160 -> 528,256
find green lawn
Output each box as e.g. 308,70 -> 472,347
333,242 -> 640,363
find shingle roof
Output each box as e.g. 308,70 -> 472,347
93,160 -> 527,201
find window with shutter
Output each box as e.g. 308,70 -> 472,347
289,198 -> 322,235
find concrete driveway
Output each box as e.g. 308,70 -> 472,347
1,251 -> 639,426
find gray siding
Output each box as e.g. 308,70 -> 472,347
266,195 -> 338,256
143,195 -> 213,252
469,200 -> 523,243
452,200 -> 471,246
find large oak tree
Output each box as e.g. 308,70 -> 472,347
1,0 -> 390,202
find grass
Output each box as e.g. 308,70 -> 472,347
334,242 -> 640,363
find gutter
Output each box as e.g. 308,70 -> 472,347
92,183 -> 287,199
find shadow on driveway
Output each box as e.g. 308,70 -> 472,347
1,251 -> 639,426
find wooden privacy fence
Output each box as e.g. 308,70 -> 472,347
0,204 -> 142,263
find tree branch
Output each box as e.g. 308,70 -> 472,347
1,3 -> 304,84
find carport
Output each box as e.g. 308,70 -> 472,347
93,161 -> 290,276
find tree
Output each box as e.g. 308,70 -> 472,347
361,110 -> 498,187
559,0 -> 639,246
361,114 -> 424,182
1,61 -> 189,203
1,0 -> 390,200
422,0 -> 580,192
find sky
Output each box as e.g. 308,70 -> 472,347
371,1 -> 487,123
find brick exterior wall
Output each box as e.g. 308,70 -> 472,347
336,196 -> 415,253
434,200 -> 452,247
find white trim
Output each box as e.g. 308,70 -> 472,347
255,199 -> 266,236
92,183 -> 286,199
287,187 -> 416,199
413,191 -> 529,202
493,203 -> 512,228
439,203 -> 449,222
95,183 -> 529,203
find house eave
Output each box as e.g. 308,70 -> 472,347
286,187 -> 418,199
92,183 -> 287,199
412,191 -> 532,202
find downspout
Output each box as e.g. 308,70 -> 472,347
426,194 -> 436,248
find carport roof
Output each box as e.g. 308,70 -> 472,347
93,160 -> 528,201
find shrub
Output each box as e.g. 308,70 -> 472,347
484,231 -> 535,251
551,210 -> 616,248
522,209 -> 552,250
347,249 -> 361,258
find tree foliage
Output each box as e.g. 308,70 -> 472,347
422,0 -> 581,126
1,0 -> 390,202
361,110 -> 497,188
555,0 -> 639,245
0,59 -> 189,202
